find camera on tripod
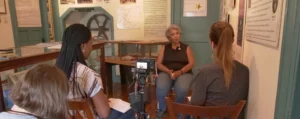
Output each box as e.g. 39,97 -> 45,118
135,58 -> 156,85
129,58 -> 156,118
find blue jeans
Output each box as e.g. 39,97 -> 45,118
107,108 -> 134,119
156,72 -> 192,111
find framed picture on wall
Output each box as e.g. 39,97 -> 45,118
77,0 -> 93,4
120,0 -> 136,4
230,0 -> 236,9
227,14 -> 230,23
60,0 -> 75,4
0,0 -> 6,14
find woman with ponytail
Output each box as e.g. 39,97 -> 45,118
56,24 -> 133,119
190,22 -> 249,119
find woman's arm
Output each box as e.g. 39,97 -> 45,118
172,46 -> 195,79
91,89 -> 110,118
181,46 -> 195,73
157,46 -> 173,75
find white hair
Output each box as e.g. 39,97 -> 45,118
165,24 -> 181,40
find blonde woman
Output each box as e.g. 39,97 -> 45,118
190,22 -> 249,119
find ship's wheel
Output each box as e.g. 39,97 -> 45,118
87,14 -> 110,40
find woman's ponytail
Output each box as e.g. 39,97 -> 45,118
210,22 -> 235,88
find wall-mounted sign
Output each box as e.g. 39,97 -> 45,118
144,0 -> 167,37
245,0 -> 283,48
15,0 -> 41,27
117,7 -> 140,29
183,0 -> 207,17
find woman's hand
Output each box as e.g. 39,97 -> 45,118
168,69 -> 173,76
171,70 -> 182,80
153,74 -> 158,78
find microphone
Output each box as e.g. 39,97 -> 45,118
176,46 -> 181,51
175,42 -> 181,51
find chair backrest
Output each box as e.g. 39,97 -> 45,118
68,99 -> 96,119
7,70 -> 28,85
166,97 -> 246,119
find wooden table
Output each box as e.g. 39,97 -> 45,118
104,56 -> 136,97
103,40 -> 167,97
104,57 -> 158,97
0,41 -> 106,112
105,40 -> 169,57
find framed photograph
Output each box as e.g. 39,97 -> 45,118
120,0 -> 136,4
0,0 -> 6,14
273,0 -> 278,13
77,0 -> 93,4
60,0 -> 75,4
248,0 -> 252,8
230,0 -> 236,9
227,14 -> 230,23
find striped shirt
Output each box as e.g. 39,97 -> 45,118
68,62 -> 103,99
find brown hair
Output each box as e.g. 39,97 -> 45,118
10,64 -> 69,119
209,21 -> 235,88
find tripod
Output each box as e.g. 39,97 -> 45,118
135,83 -> 149,119
129,70 -> 150,119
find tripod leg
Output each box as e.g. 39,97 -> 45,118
146,113 -> 150,119
134,112 -> 139,119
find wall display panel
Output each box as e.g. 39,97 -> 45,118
245,0 -> 283,47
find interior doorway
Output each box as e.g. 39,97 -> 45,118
171,0 -> 221,68
275,0 -> 300,118
8,0 -> 50,47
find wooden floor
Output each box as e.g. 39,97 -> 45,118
110,83 -> 170,119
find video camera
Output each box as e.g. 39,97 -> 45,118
135,58 -> 156,85
136,58 -> 156,72
129,58 -> 156,119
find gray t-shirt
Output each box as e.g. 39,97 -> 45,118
190,60 -> 249,119
0,112 -> 37,119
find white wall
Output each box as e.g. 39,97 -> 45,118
226,0 -> 286,118
58,0 -> 171,41
243,6 -> 285,119
0,0 -> 15,49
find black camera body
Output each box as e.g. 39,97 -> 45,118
135,58 -> 156,73
129,58 -> 156,118
135,58 -> 156,85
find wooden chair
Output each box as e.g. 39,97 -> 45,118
7,70 -> 28,85
166,97 -> 246,119
68,99 -> 96,119
167,88 -> 192,102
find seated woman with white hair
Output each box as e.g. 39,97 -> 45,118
155,24 -> 195,119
